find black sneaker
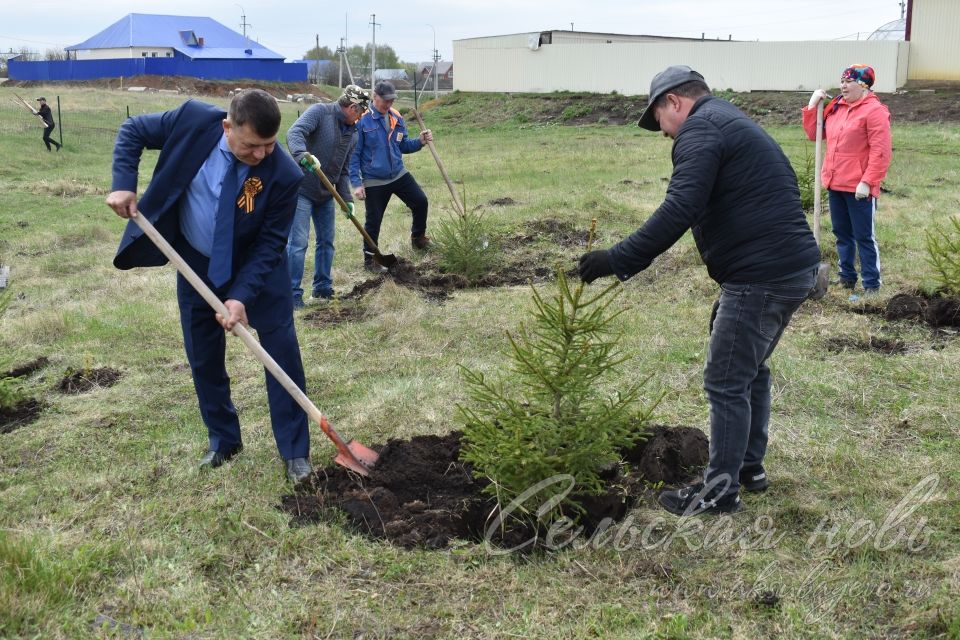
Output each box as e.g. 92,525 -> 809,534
411,234 -> 432,251
657,482 -> 743,516
831,278 -> 856,290
740,466 -> 769,493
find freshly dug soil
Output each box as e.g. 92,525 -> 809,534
2,356 -> 49,379
56,367 -> 122,394
882,292 -> 960,328
280,425 -> 708,550
0,399 -> 44,434
825,336 -> 910,355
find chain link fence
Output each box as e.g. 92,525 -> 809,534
1,96 -> 128,147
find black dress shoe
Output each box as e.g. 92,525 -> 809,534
199,444 -> 243,470
285,457 -> 313,483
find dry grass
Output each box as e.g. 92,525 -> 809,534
0,88 -> 958,638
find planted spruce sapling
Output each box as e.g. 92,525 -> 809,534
926,215 -> 960,296
459,221 -> 655,531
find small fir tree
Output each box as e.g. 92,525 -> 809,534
926,216 -> 960,295
459,221 -> 655,529
432,196 -> 498,283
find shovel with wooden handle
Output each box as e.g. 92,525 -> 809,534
298,154 -> 397,269
410,109 -> 465,216
125,209 -> 378,476
809,98 -> 831,300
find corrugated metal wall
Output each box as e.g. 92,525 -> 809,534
454,36 -> 908,94
908,0 -> 960,80
8,56 -> 307,82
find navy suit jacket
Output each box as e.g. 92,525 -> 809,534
112,100 -> 302,306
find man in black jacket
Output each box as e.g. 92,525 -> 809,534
34,97 -> 61,151
579,65 -> 821,516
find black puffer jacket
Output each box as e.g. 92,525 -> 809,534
609,95 -> 820,284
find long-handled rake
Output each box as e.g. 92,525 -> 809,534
125,210 -> 378,475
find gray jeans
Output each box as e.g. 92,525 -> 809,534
703,267 -> 817,495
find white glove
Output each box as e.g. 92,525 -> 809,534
855,181 -> 871,200
808,89 -> 827,109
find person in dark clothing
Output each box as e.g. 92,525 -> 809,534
578,65 -> 821,517
34,97 -> 61,151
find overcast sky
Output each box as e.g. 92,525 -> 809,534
3,0 -> 905,63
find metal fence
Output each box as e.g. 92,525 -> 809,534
2,96 -> 137,147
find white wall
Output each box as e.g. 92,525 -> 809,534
453,36 -> 908,94
74,47 -> 175,60
908,0 -> 960,81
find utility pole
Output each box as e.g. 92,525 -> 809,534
315,34 -> 320,84
236,4 -> 250,38
369,13 -> 380,89
427,24 -> 439,99
337,38 -> 344,88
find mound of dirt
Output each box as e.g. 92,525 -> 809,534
880,292 -> 960,328
56,367 -> 122,394
280,426 -> 708,550
2,357 -> 49,379
1,399 -> 44,434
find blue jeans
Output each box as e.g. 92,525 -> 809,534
828,189 -> 881,289
702,267 -> 816,495
287,194 -> 335,300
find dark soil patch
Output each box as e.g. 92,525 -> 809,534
488,197 -> 516,206
824,336 -> 910,356
301,303 -> 366,328
280,425 -> 707,550
847,291 -> 960,330
513,218 -> 591,249
0,399 -> 44,434
2,356 -> 49,379
621,425 -> 710,485
56,367 -> 122,394
336,247 -> 570,304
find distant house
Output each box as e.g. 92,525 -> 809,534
9,13 -> 306,82
417,61 -> 453,89
373,68 -> 411,89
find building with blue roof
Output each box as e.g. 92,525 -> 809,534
9,13 -> 306,82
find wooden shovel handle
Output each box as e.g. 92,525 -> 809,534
126,210 -> 355,456
300,153 -> 392,259
410,109 -> 465,215
814,100 -> 824,247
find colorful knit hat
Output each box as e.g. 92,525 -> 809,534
841,64 -> 875,89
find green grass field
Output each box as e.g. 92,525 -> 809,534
1,85 -> 958,639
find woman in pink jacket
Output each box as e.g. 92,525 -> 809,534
803,64 -> 892,296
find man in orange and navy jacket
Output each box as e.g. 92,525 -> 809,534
349,81 -> 434,272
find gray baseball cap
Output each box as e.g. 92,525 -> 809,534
374,81 -> 397,101
637,65 -> 706,131
342,84 -> 370,110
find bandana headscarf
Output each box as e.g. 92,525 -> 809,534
841,64 -> 875,89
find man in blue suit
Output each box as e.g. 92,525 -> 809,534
106,89 -> 312,483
